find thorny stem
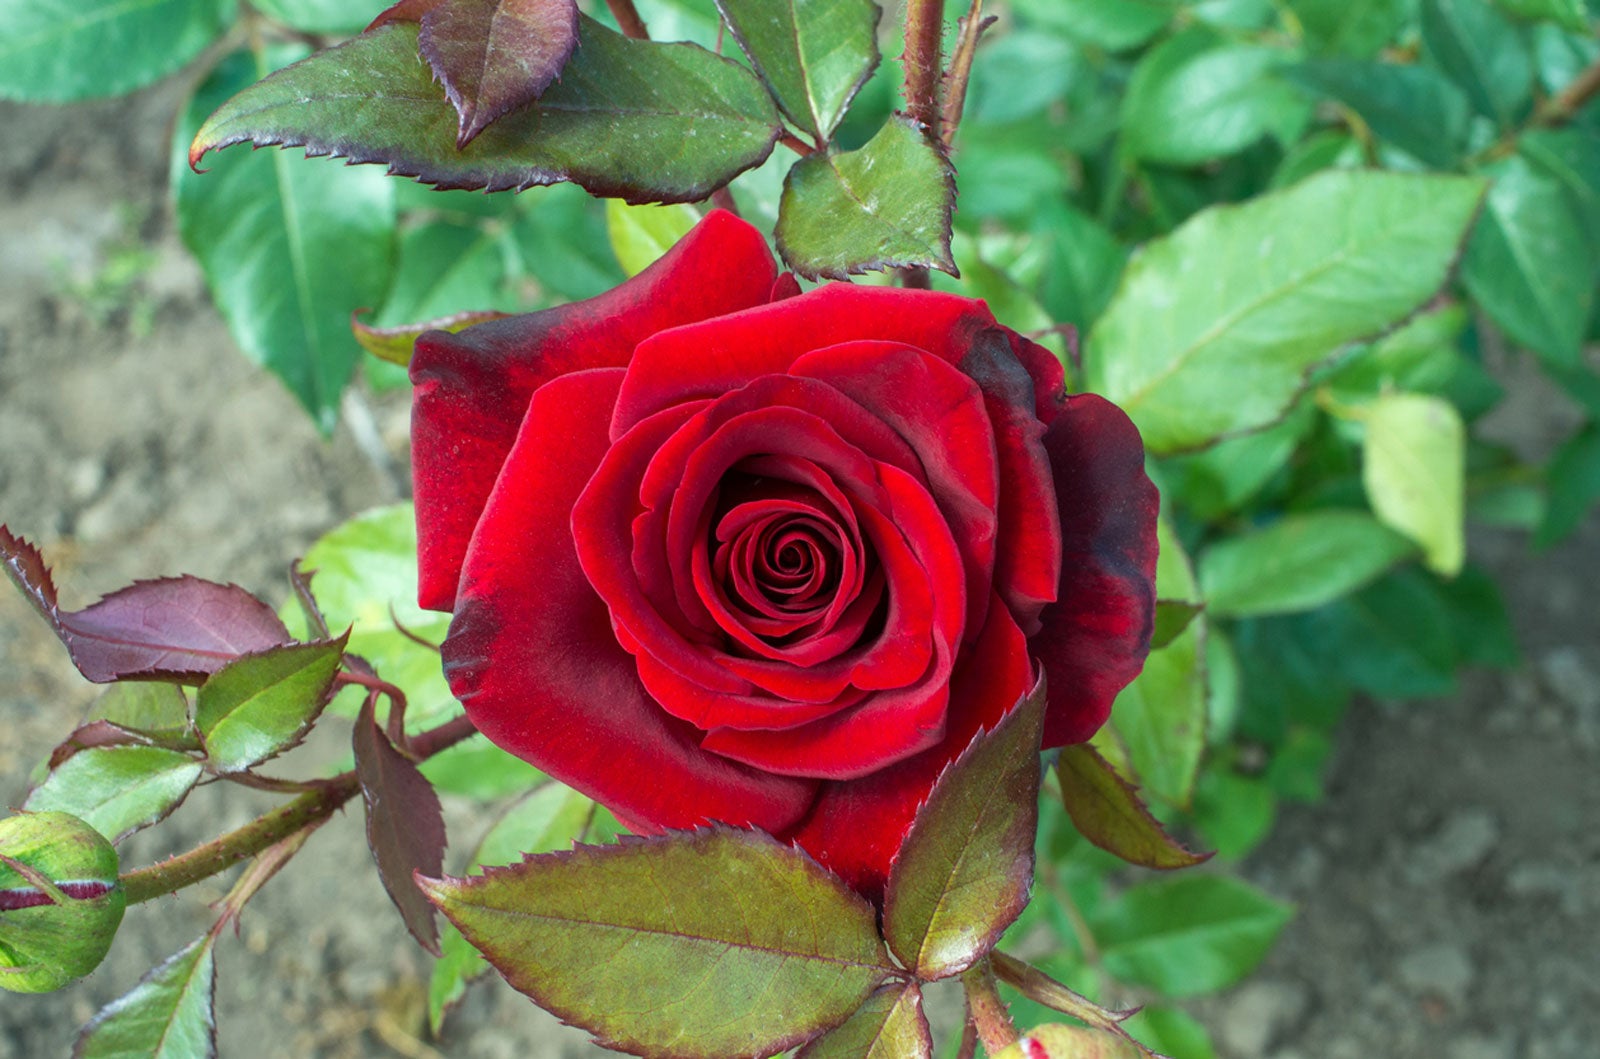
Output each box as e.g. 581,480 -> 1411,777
941,2 -> 995,145
606,0 -> 649,40
962,958 -> 1020,1056
902,0 -> 946,135
120,713 -> 478,905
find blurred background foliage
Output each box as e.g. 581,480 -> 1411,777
4,0 -> 1599,1055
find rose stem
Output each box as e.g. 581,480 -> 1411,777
901,0 -> 945,135
954,996 -> 980,1059
941,1 -> 996,145
606,0 -> 649,40
961,957 -> 1020,1056
119,713 -> 478,905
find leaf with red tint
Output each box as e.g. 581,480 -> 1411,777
46,720 -> 196,772
420,0 -> 580,148
351,308 -> 509,367
354,695 -> 446,955
1,525 -> 290,684
795,981 -> 932,1059
367,0 -> 447,30
1056,745 -> 1210,870
882,675 -> 1045,981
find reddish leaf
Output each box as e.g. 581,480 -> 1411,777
1056,745 -> 1210,870
795,982 -> 933,1059
47,721 -> 178,772
1,525 -> 290,683
368,0 -> 447,30
882,675 -> 1046,980
354,696 -> 446,955
420,0 -> 581,148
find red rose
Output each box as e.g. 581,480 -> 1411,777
411,211 -> 1157,898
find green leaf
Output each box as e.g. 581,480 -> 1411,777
1092,875 -> 1293,997
354,309 -> 510,368
717,0 -> 881,141
26,747 -> 202,843
1288,0 -> 1410,57
1030,201 -> 1128,331
1151,600 -> 1203,650
174,45 -> 398,432
1319,571 -> 1461,696
1190,768 -> 1278,861
1519,129 -> 1600,246
1360,392 -> 1466,576
1536,423 -> 1600,547
73,935 -> 216,1059
194,636 -> 348,773
418,828 -> 893,1058
1056,745 -> 1209,869
776,116 -> 956,279
87,684 -> 192,744
428,922 -> 484,1035
1492,0 -> 1591,30
1285,61 -> 1472,169
794,982 -> 933,1059
1011,0 -> 1177,51
289,505 -> 458,732
1463,155 -> 1597,367
190,20 -> 782,204
1200,510 -> 1415,618
1102,516 -> 1205,807
1265,727 -> 1333,802
883,679 -> 1044,979
1124,1006 -> 1218,1059
0,0 -> 234,102
252,0 -> 380,32
605,200 -> 702,277
1420,0 -> 1534,127
416,736 -> 543,800
1322,302 -> 1471,400
1160,402 -> 1316,521
1122,29 -> 1310,166
1085,170 -> 1485,454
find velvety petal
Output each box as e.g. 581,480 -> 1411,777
443,368 -> 815,832
611,285 -> 1008,437
410,209 -> 777,611
783,599 -> 1034,901
1030,394 -> 1159,749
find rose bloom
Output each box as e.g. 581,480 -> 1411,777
411,211 -> 1157,899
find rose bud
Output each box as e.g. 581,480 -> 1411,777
0,811 -> 126,993
411,210 -> 1158,900
992,1025 -> 1143,1059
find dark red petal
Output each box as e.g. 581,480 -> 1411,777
410,209 -> 777,611
957,328 -> 1064,636
611,285 -> 1004,437
1030,394 -> 1159,749
635,649 -> 866,729
1007,329 -> 1069,425
444,368 -> 815,833
783,600 -> 1033,901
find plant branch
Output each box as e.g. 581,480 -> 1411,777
1537,52 -> 1600,126
941,2 -> 995,145
991,951 -> 1143,1037
121,713 -> 477,905
902,0 -> 945,134
779,130 -> 819,156
606,0 -> 649,40
961,957 -> 1019,1056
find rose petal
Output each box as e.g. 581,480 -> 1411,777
1030,394 -> 1159,748
444,368 -> 815,832
410,209 -> 777,611
783,599 -> 1033,900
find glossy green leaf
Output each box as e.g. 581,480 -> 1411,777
1085,170 -> 1485,454
1464,155 -> 1597,367
1536,423 -> 1600,547
73,935 -> 216,1059
1360,392 -> 1466,576
717,0 -> 880,140
1093,875 -> 1293,997
1011,0 -> 1177,51
190,20 -> 782,204
1161,402 -> 1316,521
289,505 -> 457,732
606,200 -> 702,277
87,684 -> 192,744
1288,0 -> 1410,56
175,45 -> 397,432
883,678 -> 1044,979
194,636 -> 348,773
26,747 -> 202,843
1056,745 -> 1208,869
252,0 -> 380,32
419,828 -> 892,1058
1492,0 -> 1590,30
1125,1006 -> 1218,1059
1422,0 -> 1534,126
415,736 -> 543,800
776,117 -> 956,279
1102,516 -> 1206,807
1519,129 -> 1600,246
795,982 -> 932,1059
1122,29 -> 1310,165
0,0 -> 234,102
1286,61 -> 1472,168
1200,511 -> 1415,618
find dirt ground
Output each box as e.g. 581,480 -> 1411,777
2,85 -> 1596,1059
